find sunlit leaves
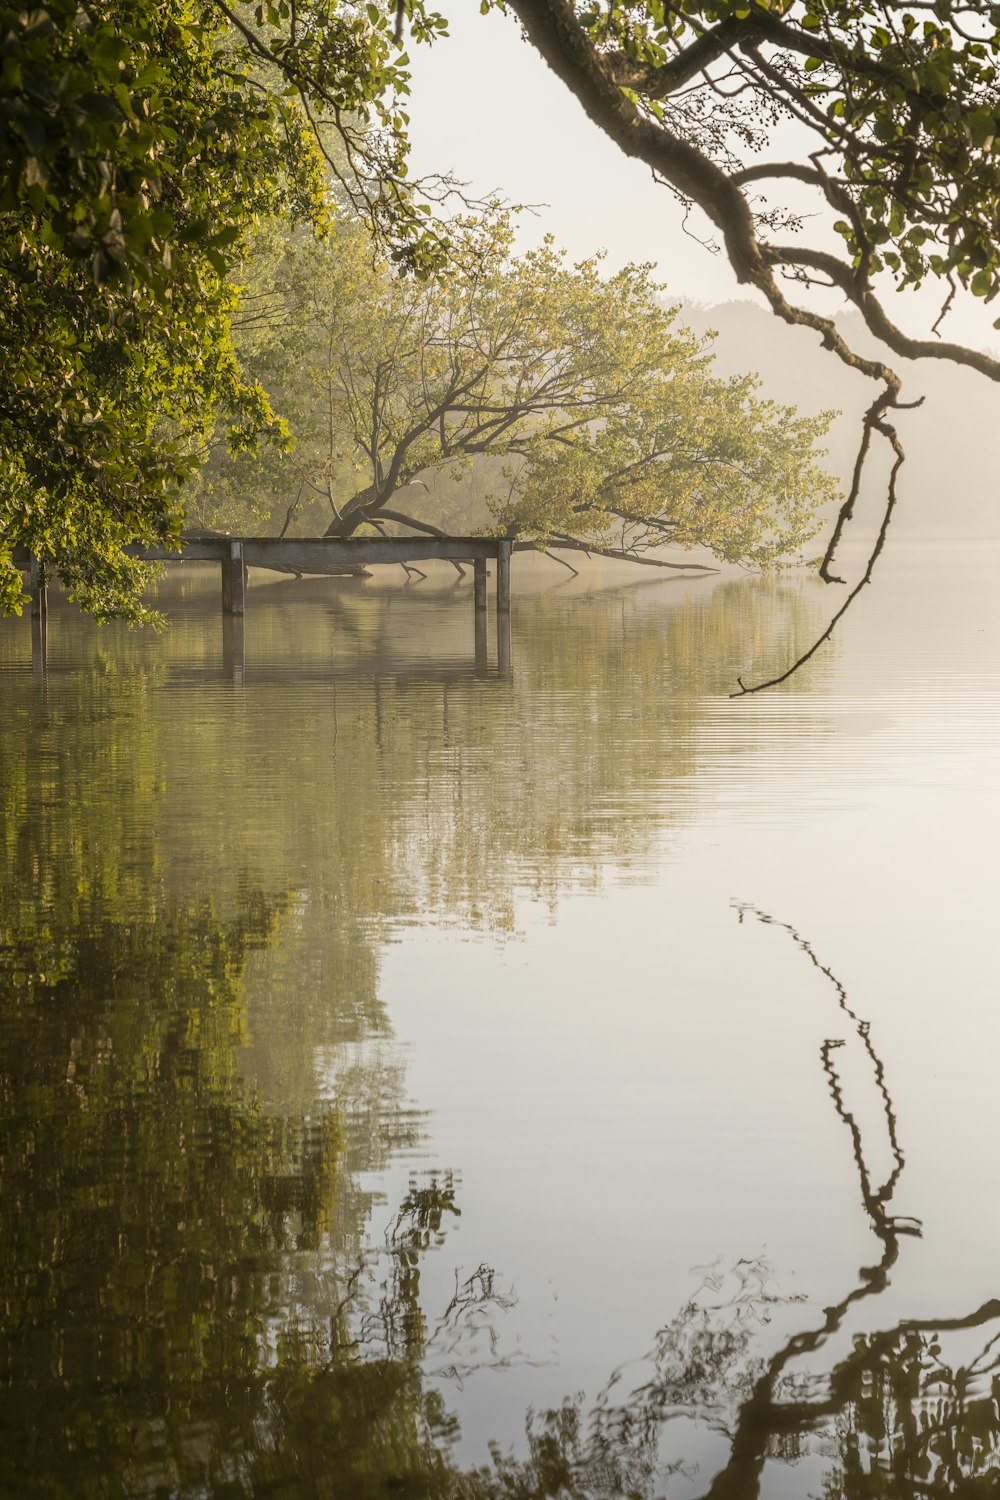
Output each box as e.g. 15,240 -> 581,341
215,211 -> 836,566
0,1 -> 447,619
491,0 -> 1000,328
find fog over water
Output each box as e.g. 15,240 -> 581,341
4,5 -> 1000,1495
1,535 -> 998,1496
679,302 -> 1000,542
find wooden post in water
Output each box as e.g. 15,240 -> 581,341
29,555 -> 47,673
496,607 -> 512,679
473,558 -> 488,612
29,555 -> 47,621
222,614 -> 245,684
221,539 -> 246,615
474,608 -> 489,676
496,540 -> 512,612
31,613 -> 47,675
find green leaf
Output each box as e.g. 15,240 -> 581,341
9,107 -> 47,156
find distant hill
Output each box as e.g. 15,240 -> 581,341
679,299 -> 1000,540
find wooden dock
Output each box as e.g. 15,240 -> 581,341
136,534 -> 513,619
14,535 -> 514,679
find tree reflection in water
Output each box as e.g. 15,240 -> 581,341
0,889 -> 516,1497
4,888 -> 995,1497
2,577 -> 999,1495
476,909 -> 1000,1500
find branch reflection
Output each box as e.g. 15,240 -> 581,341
478,908 -> 1000,1500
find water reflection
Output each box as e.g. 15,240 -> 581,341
438,912 -> 1000,1499
0,882 -> 512,1495
1,566 -> 833,924
1,560 -> 997,1496
4,884 -> 995,1497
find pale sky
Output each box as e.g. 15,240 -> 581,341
406,5 -> 996,353
405,4 -> 744,299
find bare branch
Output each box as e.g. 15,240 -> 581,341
731,411 -> 905,696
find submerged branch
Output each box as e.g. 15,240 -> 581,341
533,544 -> 580,576
540,533 -> 721,572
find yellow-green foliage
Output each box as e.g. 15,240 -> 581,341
0,1 -> 440,619
205,211 -> 839,565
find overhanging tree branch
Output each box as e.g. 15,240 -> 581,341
501,0 -> 1000,689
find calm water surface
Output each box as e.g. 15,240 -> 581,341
1,543 -> 998,1498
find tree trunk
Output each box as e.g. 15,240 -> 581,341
323,485 -> 380,537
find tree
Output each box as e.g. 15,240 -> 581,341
202,212 -> 838,571
0,1 -> 446,621
490,0 -> 1000,368
468,0 -> 1000,682
8,2 -> 1000,636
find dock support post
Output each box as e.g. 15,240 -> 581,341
222,614 -> 245,684
474,608 -> 488,676
29,556 -> 47,672
221,539 -> 245,615
497,540 -> 511,613
31,614 -> 47,675
496,607 -> 512,679
474,557 -> 488,612
29,555 -> 47,621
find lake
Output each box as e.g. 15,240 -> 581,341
1,540 -> 998,1498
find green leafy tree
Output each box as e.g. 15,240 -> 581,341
490,0 -> 1000,370
474,0 -> 1000,682
201,212 -> 838,569
0,0 -> 446,620
9,1 -> 1000,628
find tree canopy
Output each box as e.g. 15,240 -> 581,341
494,0 -> 1000,372
194,212 -> 838,571
0,0 -> 444,620
475,0 -> 1000,681
7,1 -> 999,625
